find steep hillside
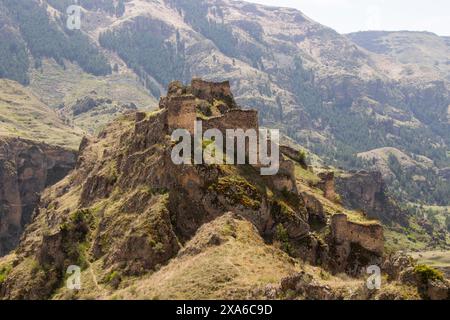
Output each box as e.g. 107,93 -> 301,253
29,59 -> 157,111
0,79 -> 83,148
0,80 -> 448,300
0,0 -> 157,134
348,31 -> 450,81
0,0 -> 112,84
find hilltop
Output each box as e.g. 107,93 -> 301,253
0,80 -> 448,300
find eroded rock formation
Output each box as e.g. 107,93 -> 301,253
335,170 -> 406,224
0,137 -> 76,256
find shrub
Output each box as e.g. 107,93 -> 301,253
211,176 -> 261,210
106,271 -> 120,283
0,265 -> 12,284
275,224 -> 292,255
105,270 -> 122,288
414,264 -> 444,283
297,150 -> 307,167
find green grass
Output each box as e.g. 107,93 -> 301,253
410,251 -> 450,278
414,264 -> 444,282
384,228 -> 429,253
0,265 -> 12,284
0,79 -> 83,149
30,59 -> 156,109
294,165 -> 321,185
210,175 -> 262,210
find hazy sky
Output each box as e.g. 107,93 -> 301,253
250,0 -> 450,36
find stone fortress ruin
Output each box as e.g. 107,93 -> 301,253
161,78 -> 281,175
161,78 -> 259,136
154,78 -> 384,270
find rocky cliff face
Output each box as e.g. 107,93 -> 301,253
0,80 -> 388,299
0,137 -> 77,256
335,171 -> 406,225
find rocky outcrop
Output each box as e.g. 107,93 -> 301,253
335,171 -> 405,224
0,137 -> 76,256
315,172 -> 337,202
382,252 -> 450,300
280,145 -> 307,168
278,272 -> 337,300
302,193 -> 326,226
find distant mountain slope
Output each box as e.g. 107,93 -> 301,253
0,79 -> 83,149
347,31 -> 450,81
29,59 -> 157,111
0,0 -> 112,84
0,0 -> 157,120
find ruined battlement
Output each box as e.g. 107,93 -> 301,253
166,94 -> 197,134
191,78 -> 236,109
331,213 -> 384,255
272,159 -> 298,193
202,109 -> 259,134
161,79 -> 258,135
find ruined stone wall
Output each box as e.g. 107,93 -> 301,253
191,78 -> 236,108
166,95 -> 197,134
202,109 -> 259,134
202,110 -> 260,168
331,213 -> 384,255
162,79 -> 258,136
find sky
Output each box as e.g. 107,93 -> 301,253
250,0 -> 450,36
